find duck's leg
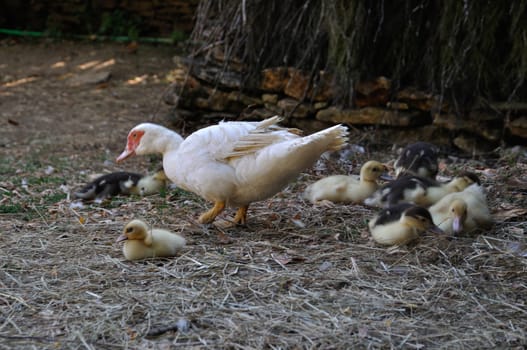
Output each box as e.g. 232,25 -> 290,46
233,205 -> 249,225
198,201 -> 225,224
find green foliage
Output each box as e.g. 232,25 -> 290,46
99,10 -> 142,40
0,203 -> 23,214
170,30 -> 187,43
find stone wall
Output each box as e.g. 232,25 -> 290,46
163,57 -> 527,153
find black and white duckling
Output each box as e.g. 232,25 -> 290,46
429,183 -> 493,235
394,142 -> 440,179
368,203 -> 444,246
364,172 -> 480,208
73,170 -> 167,201
303,160 -> 388,204
116,219 -> 186,260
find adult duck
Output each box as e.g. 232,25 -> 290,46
369,203 -> 444,246
116,116 -> 348,225
303,160 -> 388,205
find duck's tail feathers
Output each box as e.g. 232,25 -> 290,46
315,124 -> 349,152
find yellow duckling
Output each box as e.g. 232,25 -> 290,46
116,219 -> 186,260
394,142 -> 440,179
429,183 -> 493,234
365,172 -> 480,208
369,203 -> 444,246
303,161 -> 388,204
132,169 -> 168,196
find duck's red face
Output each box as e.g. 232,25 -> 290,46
116,129 -> 145,162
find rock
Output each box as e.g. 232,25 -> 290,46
354,76 -> 391,107
316,106 -> 429,126
453,134 -> 498,155
284,68 -> 310,100
163,73 -> 202,106
261,67 -> 334,101
193,87 -> 262,112
508,116 -> 527,138
277,98 -> 314,118
67,71 -> 111,86
191,65 -> 242,89
433,113 -> 501,141
395,87 -> 447,112
261,67 -> 289,92
261,94 -> 278,104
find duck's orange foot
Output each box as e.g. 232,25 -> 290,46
233,205 -> 249,225
198,201 -> 225,224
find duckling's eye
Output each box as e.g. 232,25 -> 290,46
372,167 -> 378,172
126,227 -> 134,233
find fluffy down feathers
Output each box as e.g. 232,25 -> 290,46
116,219 -> 186,260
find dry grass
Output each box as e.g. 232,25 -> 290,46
1,40 -> 527,349
2,148 -> 526,349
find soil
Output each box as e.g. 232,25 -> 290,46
1,38 -> 526,349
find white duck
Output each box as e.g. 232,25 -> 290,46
116,116 -> 348,225
429,183 -> 493,234
303,160 -> 388,204
116,219 -> 186,260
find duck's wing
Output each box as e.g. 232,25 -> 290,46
223,116 -> 301,160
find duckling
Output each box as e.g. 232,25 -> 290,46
134,170 -> 168,196
364,172 -> 480,208
394,142 -> 440,179
73,170 -> 167,201
368,203 -> 444,246
303,161 -> 388,204
429,183 -> 493,235
116,219 -> 186,260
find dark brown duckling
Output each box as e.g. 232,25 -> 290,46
365,172 -> 480,208
395,142 -> 440,179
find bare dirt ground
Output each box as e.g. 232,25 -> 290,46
1,39 -> 527,349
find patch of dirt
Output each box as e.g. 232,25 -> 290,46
1,39 -> 527,349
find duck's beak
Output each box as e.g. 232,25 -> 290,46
428,225 -> 445,235
379,164 -> 394,181
115,233 -> 128,243
116,147 -> 134,163
452,217 -> 463,234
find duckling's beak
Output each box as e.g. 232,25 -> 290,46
115,233 -> 129,243
379,164 -> 394,181
428,225 -> 445,235
452,217 -> 463,234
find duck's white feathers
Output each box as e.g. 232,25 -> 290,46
118,117 -> 348,224
149,118 -> 348,208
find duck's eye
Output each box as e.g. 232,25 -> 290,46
132,132 -> 137,138
126,227 -> 134,233
373,167 -> 378,172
